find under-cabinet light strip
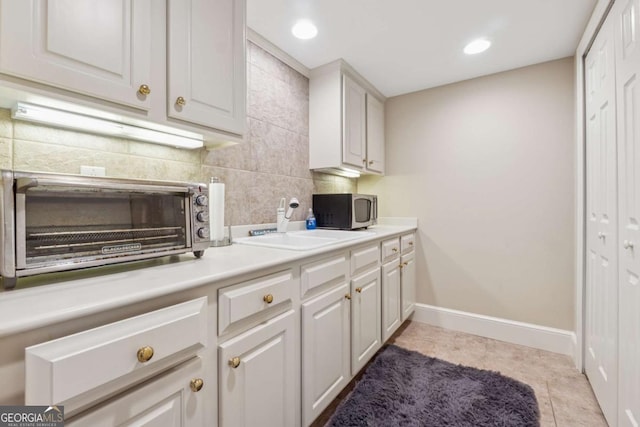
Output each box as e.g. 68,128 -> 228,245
11,102 -> 204,149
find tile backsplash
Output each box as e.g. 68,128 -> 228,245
0,41 -> 355,225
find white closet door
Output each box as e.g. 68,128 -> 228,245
614,0 -> 640,425
584,14 -> 619,427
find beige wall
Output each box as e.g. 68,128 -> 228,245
359,57 -> 575,330
0,41 -> 355,226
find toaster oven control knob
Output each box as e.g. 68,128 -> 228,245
196,211 -> 209,222
195,195 -> 208,206
197,227 -> 209,239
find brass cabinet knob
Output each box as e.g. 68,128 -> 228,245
392,247 -> 398,253
137,346 -> 154,363
263,294 -> 274,304
399,264 -> 404,269
362,159 -> 366,163
345,294 -> 351,300
229,357 -> 241,368
190,378 -> 204,392
409,241 -> 414,246
404,262 -> 409,266
369,160 -> 374,165
138,84 -> 151,96
355,287 -> 363,293
176,96 -> 186,106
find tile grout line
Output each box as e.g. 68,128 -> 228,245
547,381 -> 558,427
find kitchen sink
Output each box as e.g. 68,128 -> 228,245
233,229 -> 375,251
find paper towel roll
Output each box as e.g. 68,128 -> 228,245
209,178 -> 225,241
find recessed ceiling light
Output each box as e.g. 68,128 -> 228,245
464,39 -> 491,55
292,19 -> 318,40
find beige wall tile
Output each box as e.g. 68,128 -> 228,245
128,140 -> 202,163
0,138 -> 12,170
202,166 -> 253,225
126,156 -> 201,182
13,121 -> 129,153
249,42 -> 291,84
202,125 -> 254,171
13,139 -> 129,175
0,109 -> 13,139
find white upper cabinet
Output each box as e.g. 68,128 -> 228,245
0,0 -> 152,110
0,0 -> 246,143
342,74 -> 367,168
366,94 -> 385,174
310,59 -> 386,176
168,0 -> 246,135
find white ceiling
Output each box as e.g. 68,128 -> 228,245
247,0 -> 598,97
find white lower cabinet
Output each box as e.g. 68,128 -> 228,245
381,258 -> 402,342
13,229 -> 417,427
25,298 -> 209,418
301,283 -> 351,426
351,267 -> 382,374
401,249 -> 416,321
68,356 -> 212,426
218,310 -> 297,427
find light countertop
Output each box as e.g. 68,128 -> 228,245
0,220 -> 417,337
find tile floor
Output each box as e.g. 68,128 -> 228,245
315,321 -> 607,427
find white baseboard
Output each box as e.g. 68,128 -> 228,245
411,303 -> 577,358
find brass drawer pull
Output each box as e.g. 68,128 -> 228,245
176,96 -> 186,106
138,84 -> 151,96
190,378 -> 204,392
355,287 -> 363,293
229,357 -> 241,369
345,294 -> 351,300
263,294 -> 274,304
137,346 -> 154,363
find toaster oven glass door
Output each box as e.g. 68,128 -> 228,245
17,187 -> 189,268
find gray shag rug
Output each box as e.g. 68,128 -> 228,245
327,345 -> 540,426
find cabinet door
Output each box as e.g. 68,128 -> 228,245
401,250 -> 416,321
219,310 -> 296,427
351,268 -> 381,374
168,0 -> 246,135
0,0 -> 152,110
366,94 -> 385,174
342,74 -> 366,169
68,357 -> 213,427
381,260 -> 401,342
301,283 -> 350,426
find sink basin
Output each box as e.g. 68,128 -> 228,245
233,229 -> 375,251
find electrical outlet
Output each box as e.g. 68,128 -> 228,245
80,166 -> 106,177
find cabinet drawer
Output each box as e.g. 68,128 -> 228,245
301,253 -> 348,299
381,237 -> 400,263
25,297 -> 208,406
219,270 -> 294,335
68,356 -> 212,426
351,243 -> 380,276
401,233 -> 415,253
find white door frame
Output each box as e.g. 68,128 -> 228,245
574,0 -> 615,371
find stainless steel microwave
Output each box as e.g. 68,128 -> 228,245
312,193 -> 377,230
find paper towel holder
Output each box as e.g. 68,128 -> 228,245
209,177 -> 231,247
